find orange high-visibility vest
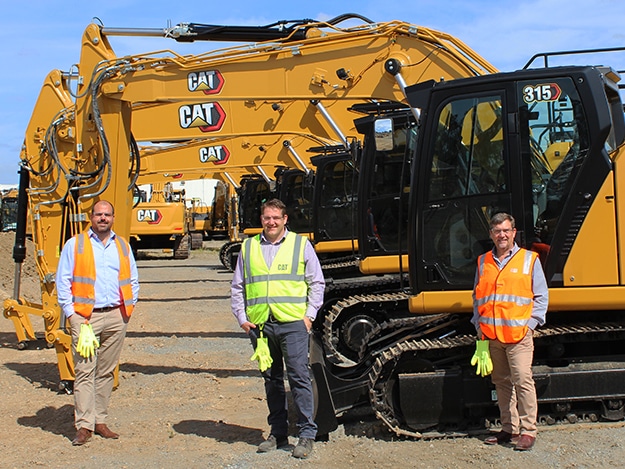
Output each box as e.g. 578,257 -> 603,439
72,232 -> 135,319
474,249 -> 537,343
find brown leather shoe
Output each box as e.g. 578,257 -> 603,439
515,434 -> 536,451
94,423 -> 119,439
484,430 -> 519,445
72,427 -> 93,446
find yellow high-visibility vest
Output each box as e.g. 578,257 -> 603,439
242,232 -> 307,324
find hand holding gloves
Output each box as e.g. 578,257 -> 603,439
250,332 -> 273,372
470,339 -> 493,377
76,322 -> 100,359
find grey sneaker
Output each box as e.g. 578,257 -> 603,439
257,434 -> 289,453
292,437 -> 314,459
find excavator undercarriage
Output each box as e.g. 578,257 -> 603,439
312,294 -> 625,438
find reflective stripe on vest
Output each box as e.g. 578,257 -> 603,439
475,249 -> 537,343
72,232 -> 135,319
242,232 -> 307,324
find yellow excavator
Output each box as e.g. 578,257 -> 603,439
310,49 -> 625,437
1,188 -> 19,231
186,179 -> 230,242
4,15 -> 501,400
130,181 -> 192,258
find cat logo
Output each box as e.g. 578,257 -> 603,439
199,145 -> 230,165
187,70 -> 225,95
277,264 -> 289,271
136,209 -> 163,224
179,102 -> 226,132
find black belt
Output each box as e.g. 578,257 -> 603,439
92,305 -> 121,313
266,313 -> 280,323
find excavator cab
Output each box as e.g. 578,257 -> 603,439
1,189 -> 19,232
356,110 -> 415,258
312,155 -> 358,243
407,67 -> 616,292
275,168 -> 314,237
209,181 -> 229,238
236,175 -> 274,232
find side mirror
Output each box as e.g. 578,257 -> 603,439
374,118 -> 393,151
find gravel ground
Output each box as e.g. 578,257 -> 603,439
1,232 -> 624,468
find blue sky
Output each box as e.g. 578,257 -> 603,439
2,0 -> 624,185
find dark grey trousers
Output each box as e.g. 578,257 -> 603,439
250,318 -> 317,439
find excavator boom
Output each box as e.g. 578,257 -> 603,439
7,15 -> 497,391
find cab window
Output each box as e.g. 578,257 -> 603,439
520,79 -> 589,245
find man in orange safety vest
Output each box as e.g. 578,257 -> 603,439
472,212 -> 548,451
56,200 -> 139,446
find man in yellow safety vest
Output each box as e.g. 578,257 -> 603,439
231,198 -> 325,459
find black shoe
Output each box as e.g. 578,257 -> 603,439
257,434 -> 289,453
292,437 -> 314,459
484,430 -> 519,445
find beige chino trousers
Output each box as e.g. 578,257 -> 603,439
489,329 -> 538,437
69,309 -> 128,431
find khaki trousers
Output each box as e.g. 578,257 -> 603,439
489,330 -> 537,437
70,309 -> 128,431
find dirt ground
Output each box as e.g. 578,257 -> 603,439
1,231 -> 624,469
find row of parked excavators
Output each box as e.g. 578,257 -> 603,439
4,13 -> 625,437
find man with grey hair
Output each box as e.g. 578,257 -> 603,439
472,212 -> 548,451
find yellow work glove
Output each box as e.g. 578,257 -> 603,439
470,339 -> 493,377
76,322 -> 100,359
250,335 -> 273,372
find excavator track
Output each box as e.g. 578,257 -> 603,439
173,234 -> 191,259
320,257 -> 360,277
321,288 -> 409,366
190,232 -> 204,250
367,320 -> 625,439
219,240 -> 241,271
358,313 -> 463,361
